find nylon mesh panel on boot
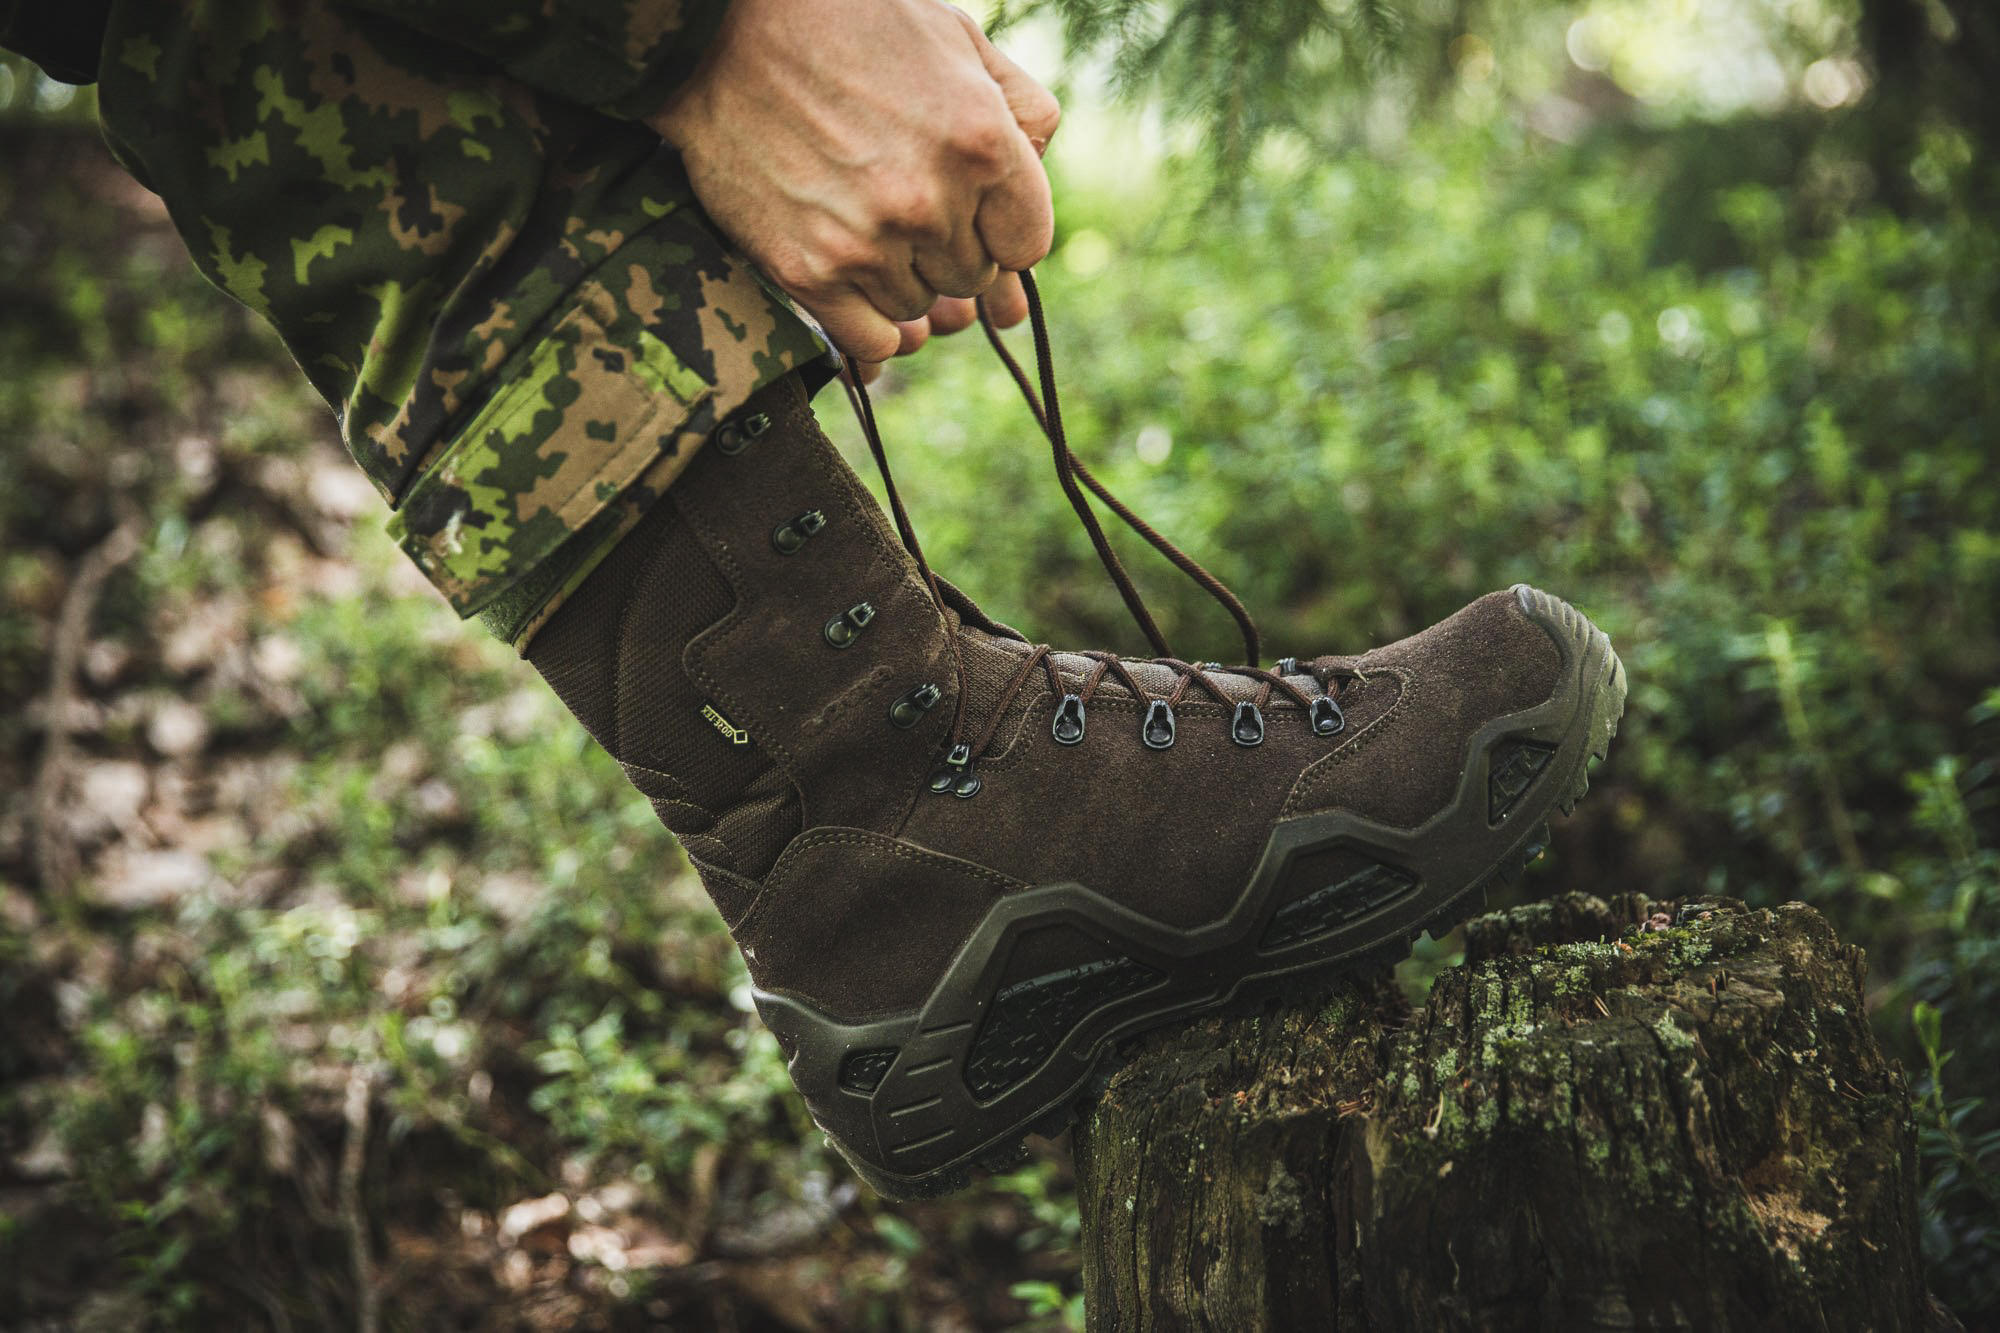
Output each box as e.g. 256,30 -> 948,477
530,492 -> 801,881
612,498 -> 800,875
527,515 -> 638,756
957,628 -> 1039,729
703,764 -> 798,886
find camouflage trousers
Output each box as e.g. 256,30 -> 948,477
95,0 -> 829,648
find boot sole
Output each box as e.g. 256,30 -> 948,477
753,585 -> 1627,1199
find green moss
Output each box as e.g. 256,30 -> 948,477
1652,1012 -> 1697,1054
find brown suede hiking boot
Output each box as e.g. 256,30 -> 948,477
527,290 -> 1626,1198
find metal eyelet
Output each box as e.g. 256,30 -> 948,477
1310,695 -> 1346,737
1052,694 -> 1086,745
772,509 -> 827,554
1142,699 -> 1177,750
889,683 -> 942,729
929,742 -> 980,798
1275,657 -> 1299,676
713,410 -> 772,457
823,601 -> 875,648
1231,700 -> 1266,747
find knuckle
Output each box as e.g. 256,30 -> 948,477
1035,91 -> 1063,136
825,240 -> 877,279
947,115 -> 1016,174
932,266 -> 993,300
870,178 -> 945,237
804,225 -> 874,283
765,249 -> 818,294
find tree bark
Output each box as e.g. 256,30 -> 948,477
1074,894 -> 1954,1331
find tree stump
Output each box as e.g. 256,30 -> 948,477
1073,894 -> 1951,1331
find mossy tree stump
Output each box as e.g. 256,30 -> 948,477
1074,894 -> 1951,1331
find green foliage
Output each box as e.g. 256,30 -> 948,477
3,16 -> 1997,1325
1912,1002 -> 2000,1311
996,0 -> 1411,166
992,0 -> 1882,173
1011,1277 -> 1088,1330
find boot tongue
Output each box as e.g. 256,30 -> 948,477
950,625 -> 1044,746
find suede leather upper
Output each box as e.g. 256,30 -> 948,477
1284,590 -> 1565,825
894,630 -> 1398,932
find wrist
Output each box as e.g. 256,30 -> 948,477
646,86 -> 703,150
645,0 -> 753,148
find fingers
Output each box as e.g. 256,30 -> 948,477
979,270 -> 1029,328
972,126 -> 1055,272
820,196 -> 1035,360
919,271 -> 1024,343
926,295 -> 979,336
803,286 -> 906,364
854,274 -> 1025,386
947,5 -> 1057,273
851,315 -> 929,385
894,316 -> 931,357
853,261 -> 941,324
951,6 -> 1062,150
913,213 -> 999,299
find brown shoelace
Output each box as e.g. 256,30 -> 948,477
841,269 -> 1344,793
976,280 -> 1261,665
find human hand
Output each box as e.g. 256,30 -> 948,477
849,269 -> 1032,383
649,0 -> 1058,370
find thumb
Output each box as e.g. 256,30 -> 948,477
948,6 -> 1061,151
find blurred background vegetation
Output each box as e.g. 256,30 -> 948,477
1,0 -> 1995,1326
